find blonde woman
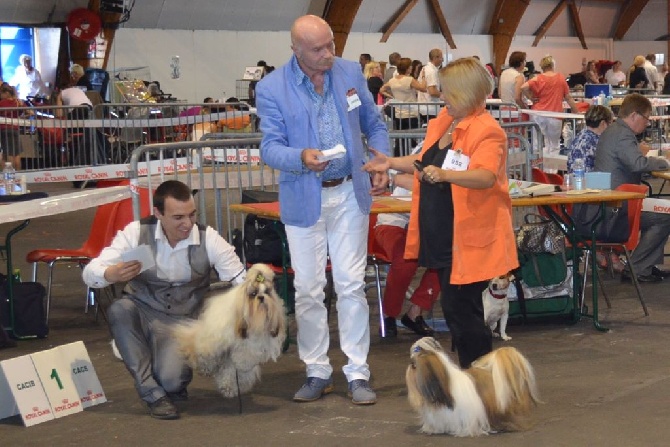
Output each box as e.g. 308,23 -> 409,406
521,55 -> 579,154
628,55 -> 649,89
364,58 -> 518,368
363,61 -> 384,105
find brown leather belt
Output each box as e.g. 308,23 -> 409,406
322,174 -> 352,188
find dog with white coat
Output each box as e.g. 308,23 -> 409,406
483,273 -> 514,341
172,263 -> 286,398
405,337 -> 540,437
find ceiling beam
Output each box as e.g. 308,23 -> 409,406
567,0 -> 588,49
427,0 -> 456,49
380,0 -> 419,43
613,0 -> 650,40
533,0 -> 569,47
489,0 -> 530,74
323,0 -> 363,56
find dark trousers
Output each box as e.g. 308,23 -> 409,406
438,268 -> 491,368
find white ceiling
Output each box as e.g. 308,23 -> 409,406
0,0 -> 666,41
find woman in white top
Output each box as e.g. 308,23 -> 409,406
604,60 -> 626,86
498,51 -> 526,108
380,57 -> 426,130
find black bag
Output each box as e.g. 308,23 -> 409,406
572,202 -> 629,243
243,214 -> 285,265
240,190 -> 285,266
1,281 -> 49,339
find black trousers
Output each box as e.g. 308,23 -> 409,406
438,268 -> 491,369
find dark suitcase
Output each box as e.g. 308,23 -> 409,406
1,282 -> 49,339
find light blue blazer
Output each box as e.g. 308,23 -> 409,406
256,56 -> 390,227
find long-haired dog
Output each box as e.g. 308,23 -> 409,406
406,337 -> 540,437
173,263 -> 286,398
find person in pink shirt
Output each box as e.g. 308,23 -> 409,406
521,55 -> 578,154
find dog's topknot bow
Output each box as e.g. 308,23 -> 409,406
255,273 -> 265,283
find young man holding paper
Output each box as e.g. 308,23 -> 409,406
83,180 -> 245,420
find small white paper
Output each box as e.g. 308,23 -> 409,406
317,144 -> 346,162
120,244 -> 155,272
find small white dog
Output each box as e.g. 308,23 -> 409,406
173,263 -> 286,398
406,337 -> 540,437
483,273 -> 514,341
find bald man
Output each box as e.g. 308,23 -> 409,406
256,15 -> 390,405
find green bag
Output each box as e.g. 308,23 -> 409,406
519,251 -> 567,288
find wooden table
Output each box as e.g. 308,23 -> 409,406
229,189 -> 646,331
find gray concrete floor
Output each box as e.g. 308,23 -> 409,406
2,182 -> 670,447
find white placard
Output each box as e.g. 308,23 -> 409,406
0,369 -> 19,420
642,197 -> 670,214
31,349 -> 83,419
0,356 -> 54,427
59,341 -> 107,408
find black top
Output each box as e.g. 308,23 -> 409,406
418,139 -> 454,269
367,77 -> 383,99
629,66 -> 648,89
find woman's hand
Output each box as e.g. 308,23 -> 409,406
420,165 -> 444,185
362,147 -> 390,173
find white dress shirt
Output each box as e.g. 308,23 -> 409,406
83,220 -> 245,289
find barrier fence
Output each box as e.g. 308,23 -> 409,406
1,101 -> 544,192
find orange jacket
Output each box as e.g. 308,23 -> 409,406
404,107 -> 519,284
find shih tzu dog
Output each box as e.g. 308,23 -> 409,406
405,337 -> 540,437
173,263 -> 286,398
483,273 -> 515,341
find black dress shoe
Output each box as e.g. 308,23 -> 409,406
148,396 -> 179,420
651,266 -> 670,279
380,316 -> 397,337
621,270 -> 662,283
400,314 -> 435,336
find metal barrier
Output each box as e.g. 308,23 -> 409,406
500,121 -> 544,180
381,101 -> 442,130
127,137 -> 275,242
1,102 -> 259,183
0,104 -> 100,170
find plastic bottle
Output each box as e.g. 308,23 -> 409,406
573,158 -> 586,190
3,162 -> 16,193
598,92 -> 606,106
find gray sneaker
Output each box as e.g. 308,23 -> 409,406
347,379 -> 377,405
293,377 -> 334,402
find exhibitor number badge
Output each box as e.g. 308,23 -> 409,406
442,149 -> 470,171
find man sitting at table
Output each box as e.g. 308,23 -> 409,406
593,93 -> 670,283
82,180 -> 246,420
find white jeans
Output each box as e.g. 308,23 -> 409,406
532,114 -> 562,153
285,180 -> 370,382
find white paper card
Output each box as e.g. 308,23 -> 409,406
441,149 -> 470,171
317,144 -> 346,162
31,349 -> 83,419
0,356 -> 54,426
121,244 -> 155,272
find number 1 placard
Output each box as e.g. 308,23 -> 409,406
30,348 -> 83,419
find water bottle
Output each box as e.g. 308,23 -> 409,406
598,92 -> 606,106
3,162 -> 16,193
573,158 -> 585,190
